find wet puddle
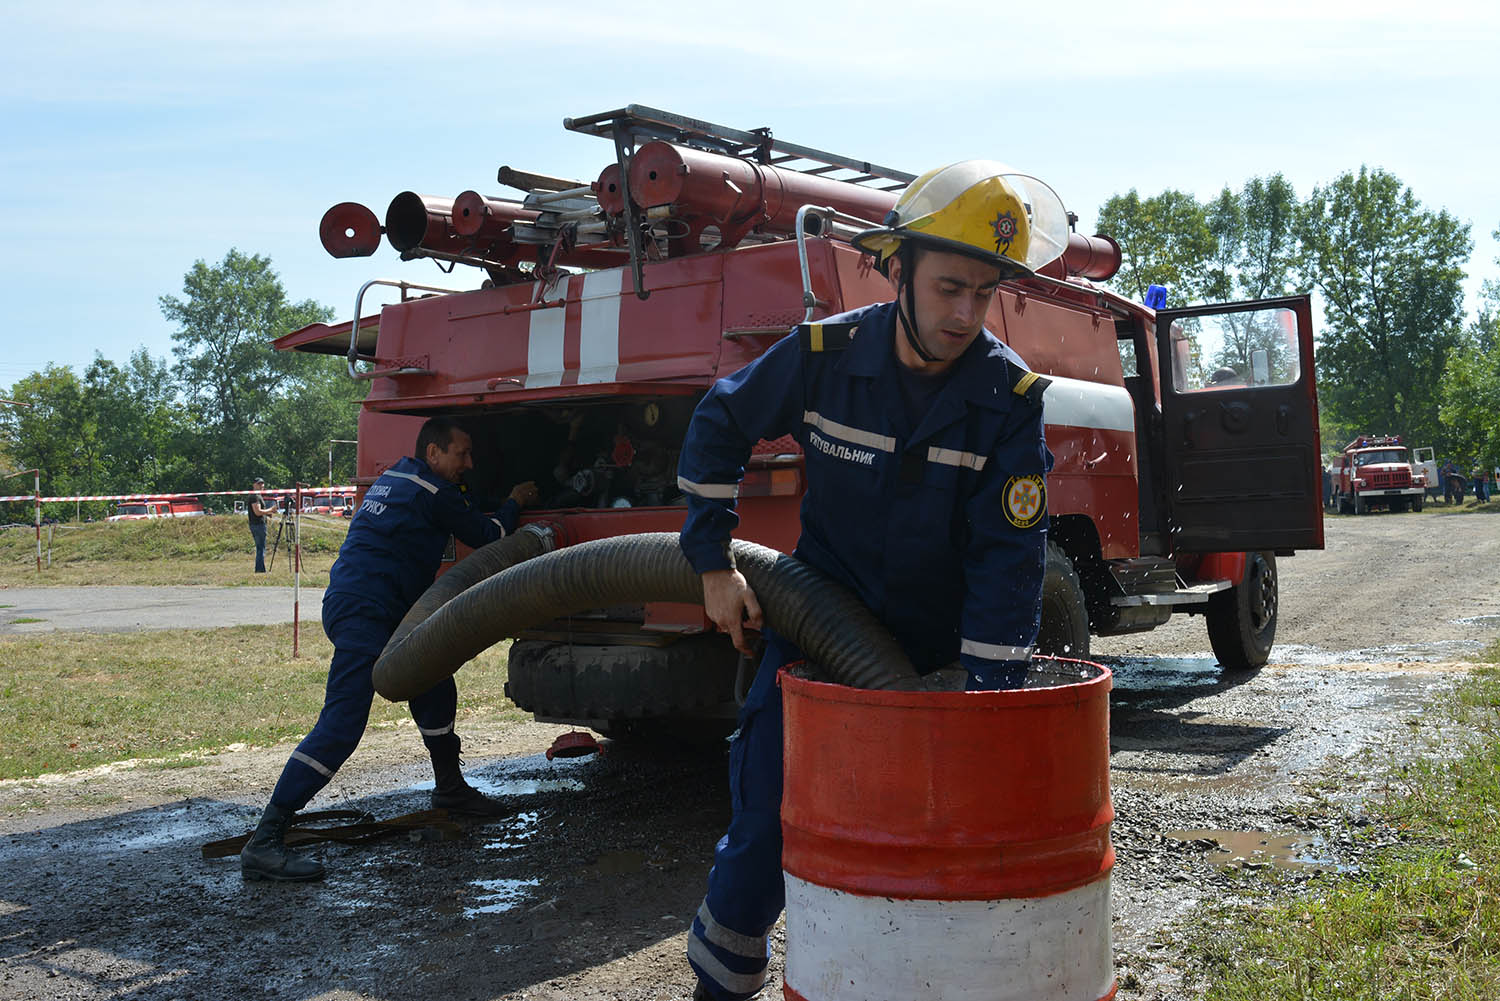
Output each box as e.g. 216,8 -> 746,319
464,877 -> 541,917
1167,829 -> 1340,871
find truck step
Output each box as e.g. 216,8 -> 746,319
1110,581 -> 1231,607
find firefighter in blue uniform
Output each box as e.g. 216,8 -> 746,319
241,416 -> 539,882
677,162 -> 1070,999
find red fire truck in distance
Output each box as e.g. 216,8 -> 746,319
106,496 -> 207,521
275,105 -> 1324,736
1330,435 -> 1427,514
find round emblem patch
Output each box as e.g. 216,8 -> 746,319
1003,474 -> 1046,529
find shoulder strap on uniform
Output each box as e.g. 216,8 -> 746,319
798,320 -> 860,353
1010,366 -> 1051,407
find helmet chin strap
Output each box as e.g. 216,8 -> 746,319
895,243 -> 938,364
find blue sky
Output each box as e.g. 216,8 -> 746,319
2,0 -> 1497,388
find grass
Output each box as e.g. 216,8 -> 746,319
0,514 -> 349,587
1183,652 -> 1500,999
0,624 -> 523,780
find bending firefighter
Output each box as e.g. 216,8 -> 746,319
676,162 -> 1067,999
241,417 -> 540,882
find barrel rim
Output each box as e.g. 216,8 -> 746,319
779,658 -> 1111,708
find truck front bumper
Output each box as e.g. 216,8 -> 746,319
1358,487 -> 1425,497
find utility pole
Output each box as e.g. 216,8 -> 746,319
328,439 -> 356,486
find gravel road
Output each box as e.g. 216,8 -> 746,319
1,510 -> 1496,1001
0,586 -> 322,635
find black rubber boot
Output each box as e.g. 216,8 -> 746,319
240,803 -> 326,882
430,746 -> 507,817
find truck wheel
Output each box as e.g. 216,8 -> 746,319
1037,542 -> 1090,659
1206,551 -> 1277,671
1353,493 -> 1366,515
1411,494 -> 1424,512
1337,493 -> 1353,515
506,635 -> 738,722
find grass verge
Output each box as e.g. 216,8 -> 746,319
0,515 -> 348,587
0,624 -> 522,780
1183,652 -> 1500,999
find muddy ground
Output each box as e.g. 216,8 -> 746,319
2,510 -> 1497,1001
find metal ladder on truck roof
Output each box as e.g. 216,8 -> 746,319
559,104 -> 917,299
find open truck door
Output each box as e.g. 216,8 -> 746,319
1155,294 -> 1323,553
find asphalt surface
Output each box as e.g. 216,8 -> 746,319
0,586 -> 324,635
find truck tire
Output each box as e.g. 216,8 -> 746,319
1411,494 -> 1424,512
1037,542 -> 1090,659
505,634 -> 739,722
1206,551 -> 1277,671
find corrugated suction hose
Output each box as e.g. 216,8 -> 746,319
372,532 -> 919,701
384,524 -> 557,653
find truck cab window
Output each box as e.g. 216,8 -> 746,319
1168,307 -> 1301,393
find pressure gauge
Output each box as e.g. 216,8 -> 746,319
642,402 -> 660,427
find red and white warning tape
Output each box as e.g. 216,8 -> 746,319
0,487 -> 358,503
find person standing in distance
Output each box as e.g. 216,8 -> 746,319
675,162 -> 1066,999
247,477 -> 277,573
241,417 -> 541,881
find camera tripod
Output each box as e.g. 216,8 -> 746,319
266,507 -> 297,571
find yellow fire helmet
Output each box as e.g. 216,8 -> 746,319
852,160 -> 1070,279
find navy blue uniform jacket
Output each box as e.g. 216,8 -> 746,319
326,455 -> 517,627
677,301 -> 1052,679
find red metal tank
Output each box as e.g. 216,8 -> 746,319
319,202 -> 383,259
384,192 -> 465,255
451,192 -> 541,240
627,141 -> 895,245
594,163 -> 626,216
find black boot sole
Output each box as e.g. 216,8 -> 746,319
241,865 -> 326,883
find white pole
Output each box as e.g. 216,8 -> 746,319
34,470 -> 41,573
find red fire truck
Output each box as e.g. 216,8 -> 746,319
106,495 -> 207,521
1330,435 -> 1427,514
275,105 -> 1324,735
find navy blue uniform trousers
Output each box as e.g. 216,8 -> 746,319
687,633 -> 795,1000
269,595 -> 460,812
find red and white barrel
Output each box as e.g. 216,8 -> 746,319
780,662 -> 1115,1001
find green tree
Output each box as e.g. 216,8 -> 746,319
1201,175 -> 1301,381
82,349 -> 188,495
255,354 -> 365,487
1096,189 -> 1216,305
1297,167 -> 1471,448
0,366 -> 93,521
159,249 -> 333,490
1439,223 -> 1500,470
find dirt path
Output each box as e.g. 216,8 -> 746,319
1,511 -> 1496,1001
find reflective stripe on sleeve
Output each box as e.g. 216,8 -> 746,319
290,751 -> 334,778
803,411 -> 897,453
960,639 -> 1034,661
490,517 -> 507,537
678,476 -> 740,500
386,470 -> 439,495
417,722 -> 455,737
927,446 -> 988,471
